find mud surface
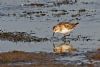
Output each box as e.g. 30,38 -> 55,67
0,0 -> 100,66
0,51 -> 99,67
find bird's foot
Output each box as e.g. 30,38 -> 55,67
50,36 -> 59,42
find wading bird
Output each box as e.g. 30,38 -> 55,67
53,22 -> 79,38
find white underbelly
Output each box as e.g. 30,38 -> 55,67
60,29 -> 73,34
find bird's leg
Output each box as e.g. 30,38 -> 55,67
62,33 -> 71,42
53,32 -> 55,37
53,43 -> 56,52
63,34 -> 67,39
62,34 -> 67,42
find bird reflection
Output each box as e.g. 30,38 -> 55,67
53,42 -> 76,54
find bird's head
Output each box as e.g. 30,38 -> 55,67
53,25 -> 60,33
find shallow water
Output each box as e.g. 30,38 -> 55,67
0,0 -> 100,64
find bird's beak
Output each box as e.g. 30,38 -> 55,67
53,43 -> 55,48
53,32 -> 55,37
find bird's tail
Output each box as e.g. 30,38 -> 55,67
75,23 -> 79,25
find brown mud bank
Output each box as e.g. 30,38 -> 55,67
22,0 -> 77,7
86,48 -> 100,61
0,64 -> 96,67
0,51 -> 54,64
0,32 -> 48,42
23,3 -> 46,7
0,51 -> 100,67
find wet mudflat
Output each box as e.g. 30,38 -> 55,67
0,50 -> 100,67
0,0 -> 100,67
